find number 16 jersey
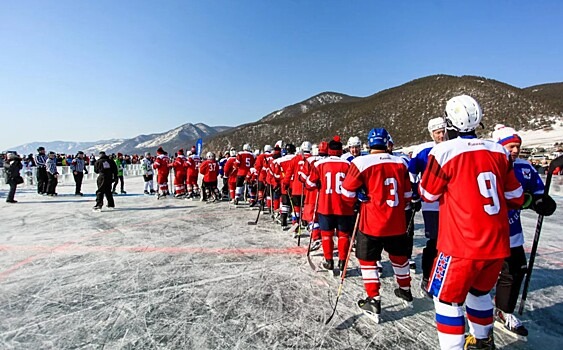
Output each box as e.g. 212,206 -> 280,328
419,136 -> 524,260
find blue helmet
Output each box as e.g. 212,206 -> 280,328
367,128 -> 390,149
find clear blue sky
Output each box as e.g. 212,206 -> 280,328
1,0 -> 563,150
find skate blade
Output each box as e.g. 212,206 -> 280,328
494,320 -> 528,341
401,300 -> 414,309
361,310 -> 380,324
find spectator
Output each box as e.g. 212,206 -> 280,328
112,153 -> 126,194
93,151 -> 118,211
4,152 -> 23,203
71,151 -> 88,196
46,151 -> 59,196
35,147 -> 48,194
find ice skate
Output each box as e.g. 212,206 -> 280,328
394,288 -> 413,308
358,296 -> 381,324
120,190 -> 127,194
464,330 -> 496,350
494,309 -> 528,338
144,190 -> 150,195
376,261 -> 383,275
321,259 -> 334,271
92,206 -> 102,212
409,260 -> 416,270
309,239 -> 321,252
338,259 -> 346,276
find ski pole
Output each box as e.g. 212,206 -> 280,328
325,212 -> 361,324
519,154 -> 563,315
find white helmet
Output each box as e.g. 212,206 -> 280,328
311,144 -> 319,156
301,141 -> 312,153
444,95 -> 483,132
229,149 -> 236,157
264,145 -> 272,153
347,136 -> 361,148
427,117 -> 447,133
243,143 -> 251,152
187,151 -> 192,156
206,152 -> 214,160
254,149 -> 260,156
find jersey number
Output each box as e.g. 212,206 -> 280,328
245,158 -> 251,168
384,177 -> 399,207
325,172 -> 345,194
208,163 -> 216,172
477,172 -> 500,215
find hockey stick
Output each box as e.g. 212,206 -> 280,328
325,212 -> 361,324
247,200 -> 263,225
306,190 -> 321,271
518,154 -> 563,315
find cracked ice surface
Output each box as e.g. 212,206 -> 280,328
0,176 -> 562,349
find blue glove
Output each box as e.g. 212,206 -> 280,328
357,191 -> 369,202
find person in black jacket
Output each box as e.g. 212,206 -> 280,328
93,151 -> 118,211
4,153 -> 23,203
35,146 -> 48,194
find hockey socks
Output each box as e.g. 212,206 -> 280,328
321,230 -> 334,261
358,259 -> 380,298
389,254 -> 411,290
337,231 -> 350,261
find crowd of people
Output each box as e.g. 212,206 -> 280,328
1,94 -> 561,350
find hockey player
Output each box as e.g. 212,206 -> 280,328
491,125 -> 556,337
302,141 -> 328,251
408,117 -> 446,295
272,144 -> 297,229
419,95 -> 524,350
341,128 -> 413,322
153,147 -> 171,199
142,152 -> 155,194
306,137 -> 354,271
111,153 -> 126,194
342,136 -> 362,162
185,151 -> 199,199
254,145 -> 273,209
172,149 -> 188,197
223,149 -> 238,201
283,141 -> 313,235
266,146 -> 283,217
70,151 -> 87,196
35,146 -> 48,195
218,151 -> 229,198
199,152 -> 221,202
234,144 -> 256,204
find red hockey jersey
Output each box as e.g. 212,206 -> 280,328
254,152 -> 273,182
235,151 -> 256,177
199,159 -> 219,182
272,154 -> 296,194
419,137 -> 524,260
306,156 -> 354,216
283,153 -> 311,196
153,154 -> 170,175
341,153 -> 411,237
224,157 -> 238,183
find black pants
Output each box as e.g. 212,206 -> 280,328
421,211 -> 440,279
96,176 -> 115,208
7,180 -> 17,201
222,177 -> 229,196
46,173 -> 58,195
37,167 -> 48,194
73,172 -> 84,194
495,245 -> 527,313
112,175 -> 124,192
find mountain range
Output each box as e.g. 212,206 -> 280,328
9,74 -> 563,156
204,75 -> 563,153
10,123 -> 231,156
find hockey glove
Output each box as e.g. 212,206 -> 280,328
357,191 -> 369,202
530,194 -> 557,216
411,198 -> 422,212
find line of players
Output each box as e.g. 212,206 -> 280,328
220,95 -> 557,350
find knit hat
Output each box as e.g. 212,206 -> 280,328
318,141 -> 329,156
178,148 -> 184,155
156,146 -> 165,155
191,146 -> 196,153
328,136 -> 343,156
492,124 -> 521,145
117,152 -> 123,157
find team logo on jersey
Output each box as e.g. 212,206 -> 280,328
521,168 -> 531,180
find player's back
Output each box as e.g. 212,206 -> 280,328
344,153 -> 410,236
310,156 -> 353,216
420,137 -> 524,259
236,151 -> 255,176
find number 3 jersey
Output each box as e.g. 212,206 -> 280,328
419,136 -> 524,260
306,156 -> 354,216
341,153 -> 412,237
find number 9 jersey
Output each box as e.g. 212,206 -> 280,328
341,153 -> 412,237
419,137 -> 524,260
